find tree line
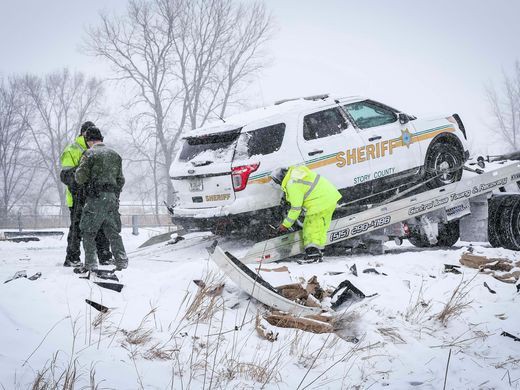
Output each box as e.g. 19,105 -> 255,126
1,0 -> 518,220
0,0 -> 272,219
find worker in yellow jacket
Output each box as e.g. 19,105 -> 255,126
60,121 -> 112,267
271,166 -> 341,262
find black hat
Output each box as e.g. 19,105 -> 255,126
84,126 -> 104,142
80,121 -> 96,135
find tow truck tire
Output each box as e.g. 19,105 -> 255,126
487,196 -> 508,248
425,142 -> 464,189
408,220 -> 460,248
496,195 -> 520,250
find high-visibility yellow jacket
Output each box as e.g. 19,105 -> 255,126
60,136 -> 87,207
281,166 -> 342,228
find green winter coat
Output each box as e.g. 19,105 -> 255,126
76,142 -> 128,269
281,166 -> 342,228
60,136 -> 88,207
75,143 -> 125,196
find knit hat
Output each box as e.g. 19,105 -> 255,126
80,121 -> 96,135
84,126 -> 104,142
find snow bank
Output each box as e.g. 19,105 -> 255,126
0,231 -> 519,389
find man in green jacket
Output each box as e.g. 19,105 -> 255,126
60,121 -> 112,267
271,166 -> 341,262
75,127 -> 128,271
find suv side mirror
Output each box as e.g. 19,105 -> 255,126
398,113 -> 409,125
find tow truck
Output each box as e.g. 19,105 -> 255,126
208,153 -> 520,315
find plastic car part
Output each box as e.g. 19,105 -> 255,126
231,163 -> 260,191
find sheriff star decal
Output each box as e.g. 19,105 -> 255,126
401,128 -> 413,148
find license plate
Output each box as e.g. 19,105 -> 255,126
189,178 -> 203,192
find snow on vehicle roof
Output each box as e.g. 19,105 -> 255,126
184,95 -> 364,138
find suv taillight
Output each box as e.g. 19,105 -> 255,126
232,163 -> 259,192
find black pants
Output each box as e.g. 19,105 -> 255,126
65,201 -> 112,263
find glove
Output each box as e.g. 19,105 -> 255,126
60,168 -> 76,187
277,225 -> 288,234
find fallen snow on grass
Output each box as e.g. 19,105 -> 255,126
1,230 -> 519,389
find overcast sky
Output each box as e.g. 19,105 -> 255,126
1,0 -> 519,153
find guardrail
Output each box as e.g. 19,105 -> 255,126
0,214 -> 172,230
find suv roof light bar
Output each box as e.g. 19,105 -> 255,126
274,93 -> 330,105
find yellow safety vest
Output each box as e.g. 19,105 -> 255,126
60,136 -> 87,207
281,166 -> 342,228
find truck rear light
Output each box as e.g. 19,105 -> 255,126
232,163 -> 259,192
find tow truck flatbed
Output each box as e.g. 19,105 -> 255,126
234,160 -> 520,265
208,159 -> 520,314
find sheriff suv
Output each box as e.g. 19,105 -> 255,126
169,94 -> 469,233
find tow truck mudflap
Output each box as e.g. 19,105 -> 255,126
207,242 -> 322,316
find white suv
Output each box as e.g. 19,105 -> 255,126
169,95 -> 469,233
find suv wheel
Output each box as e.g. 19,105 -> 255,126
425,142 -> 464,189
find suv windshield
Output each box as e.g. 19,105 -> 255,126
179,129 -> 241,162
344,101 -> 397,129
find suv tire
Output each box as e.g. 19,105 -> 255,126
425,142 -> 464,189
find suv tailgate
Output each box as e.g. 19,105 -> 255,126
170,129 -> 240,208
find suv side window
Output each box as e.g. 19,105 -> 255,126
303,108 -> 348,140
344,101 -> 397,129
235,123 -> 286,158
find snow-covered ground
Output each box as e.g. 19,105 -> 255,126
1,228 -> 519,389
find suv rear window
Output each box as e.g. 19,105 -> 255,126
303,108 -> 348,140
179,129 -> 241,162
235,123 -> 286,158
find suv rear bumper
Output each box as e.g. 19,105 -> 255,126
172,205 -> 228,219
171,205 -> 284,235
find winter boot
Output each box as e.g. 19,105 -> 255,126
73,263 -> 98,274
99,257 -> 114,266
63,258 -> 82,267
301,247 -> 323,264
114,257 -> 128,271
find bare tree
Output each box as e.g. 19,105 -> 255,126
485,61 -> 520,151
122,114 -> 164,218
84,0 -> 273,204
0,77 -> 37,218
22,69 -> 105,213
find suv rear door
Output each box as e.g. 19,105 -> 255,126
231,122 -> 292,207
296,106 -> 371,195
170,129 -> 240,208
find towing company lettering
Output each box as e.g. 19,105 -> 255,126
446,202 -> 471,217
475,178 -> 508,192
408,197 -> 449,216
330,216 -> 392,242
